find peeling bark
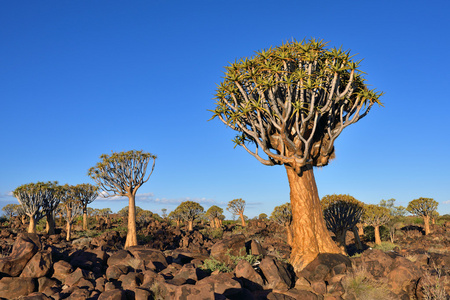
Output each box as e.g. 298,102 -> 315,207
124,194 -> 138,249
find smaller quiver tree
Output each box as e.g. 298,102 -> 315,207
13,181 -> 55,233
58,184 -> 83,241
2,204 -> 18,220
362,204 -> 391,245
100,208 -> 113,227
227,198 -> 246,227
73,183 -> 98,230
206,205 -> 224,228
271,203 -> 293,245
407,197 -> 438,235
321,194 -> 364,252
41,182 -> 60,235
169,208 -> 183,228
88,150 -> 157,249
177,201 -> 204,231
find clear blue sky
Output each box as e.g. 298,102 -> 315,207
1,1 -> 449,218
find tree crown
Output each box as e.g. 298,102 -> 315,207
407,197 -> 438,217
211,38 -> 383,173
363,204 -> 391,227
176,201 -> 204,221
271,202 -> 292,225
321,194 -> 364,232
227,198 -> 246,215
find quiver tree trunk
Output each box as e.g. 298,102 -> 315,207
334,230 -> 348,254
176,220 -> 180,228
239,213 -> 246,227
357,223 -> 364,236
352,226 -> 363,250
83,208 -> 88,231
66,209 -> 72,241
214,218 -> 221,229
21,215 -> 27,225
286,166 -> 342,271
45,212 -> 55,235
374,225 -> 381,245
424,215 -> 431,235
28,216 -> 36,233
187,220 -> 194,231
125,194 -> 138,248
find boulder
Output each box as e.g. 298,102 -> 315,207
118,272 -> 143,290
98,289 -> 126,300
234,259 -> 264,291
169,263 -> 198,285
128,247 -> 168,271
69,248 -> 107,272
210,234 -> 246,265
299,253 -> 351,283
195,273 -> 241,295
52,260 -> 73,282
0,233 -> 40,276
259,257 -> 293,291
19,292 -> 53,300
21,250 -> 52,278
64,268 -> 89,287
0,277 -> 36,299
173,283 -> 215,300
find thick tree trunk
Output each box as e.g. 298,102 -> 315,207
357,223 -> 364,236
335,230 -> 348,254
187,220 -> 194,231
21,215 -> 26,225
286,165 -> 342,272
352,226 -> 363,250
424,215 -> 430,235
176,220 -> 180,228
239,212 -> 246,227
46,212 -> 55,235
214,218 -> 221,228
125,194 -> 138,248
66,209 -> 72,241
83,208 -> 88,231
285,224 -> 293,246
28,216 -> 36,233
374,225 -> 381,245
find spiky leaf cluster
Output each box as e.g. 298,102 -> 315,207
88,150 -> 157,197
1,204 -> 19,219
72,183 -> 98,210
168,208 -> 183,222
58,184 -> 83,222
321,194 -> 364,233
271,202 -> 292,226
211,38 -> 383,173
407,197 -> 438,218
13,181 -> 59,220
363,204 -> 391,227
176,201 -> 204,222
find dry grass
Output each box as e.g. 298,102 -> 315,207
421,263 -> 449,300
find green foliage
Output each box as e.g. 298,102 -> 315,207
1,204 -> 19,219
205,205 -> 224,219
210,38 -> 383,171
363,204 -> 391,227
364,225 -> 390,242
176,201 -> 204,222
88,150 -> 157,197
200,228 -> 224,239
13,181 -> 59,221
379,199 -> 407,217
321,194 -> 364,233
226,247 -> 262,266
200,258 -> 232,273
407,197 -> 438,218
372,242 -> 399,252
271,202 -> 292,226
227,199 -> 245,216
342,266 -> 395,300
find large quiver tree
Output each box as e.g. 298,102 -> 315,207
88,150 -> 157,248
211,38 -> 383,271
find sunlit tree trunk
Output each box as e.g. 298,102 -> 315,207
352,226 -> 363,250
66,209 -> 72,241
214,218 -> 220,228
21,215 -> 27,225
176,220 -> 180,228
125,194 -> 138,248
187,220 -> 194,231
286,166 -> 342,272
239,212 -> 246,227
423,215 -> 430,235
357,223 -> 364,236
28,216 -> 36,233
374,225 -> 381,245
83,209 -> 88,231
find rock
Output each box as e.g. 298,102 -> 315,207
0,233 -> 40,276
118,272 -> 143,290
65,286 -> 90,299
234,259 -> 264,291
210,234 -> 246,265
311,281 -> 327,294
300,253 -> 351,283
69,248 -> 107,272
295,277 -> 311,291
37,277 -> 58,293
71,237 -> 92,249
387,257 -> 421,295
142,269 -> 159,286
173,283 -> 215,300
98,289 -> 126,300
195,273 -> 241,295
169,263 -> 198,285
106,264 -> 130,280
133,287 -> 152,300
259,257 -> 293,291
0,277 -> 36,299
269,289 -> 321,300
21,250 -> 52,278
95,277 -> 107,292
128,247 -> 168,271
52,260 -> 73,282
64,268 -> 88,287
107,249 -> 145,271
359,249 -> 394,279
19,292 -> 53,299
250,239 -> 266,256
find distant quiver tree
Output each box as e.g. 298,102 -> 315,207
227,198 -> 246,227
73,183 -> 98,230
271,203 -> 293,245
206,205 -> 224,228
177,201 -> 204,231
363,204 -> 391,245
407,197 -> 438,235
88,150 -> 157,248
211,38 -> 383,271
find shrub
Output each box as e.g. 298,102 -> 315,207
372,242 -> 398,252
364,225 -> 389,242
342,266 -> 396,300
201,258 -> 232,273
226,247 -> 262,265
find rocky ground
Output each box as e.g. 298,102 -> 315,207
0,218 -> 449,299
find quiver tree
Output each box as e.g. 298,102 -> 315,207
1,203 -> 18,220
73,183 -> 98,230
271,203 -> 293,245
58,185 -> 83,241
13,181 -> 57,233
41,182 -> 60,235
99,208 -> 112,227
362,204 -> 391,245
88,150 -> 157,249
407,197 -> 438,235
210,39 -> 383,271
206,205 -> 224,228
177,201 -> 204,231
161,208 -> 168,219
321,194 -> 364,252
169,208 -> 183,228
227,198 -> 246,227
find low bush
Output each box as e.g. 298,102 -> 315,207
342,266 -> 395,300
